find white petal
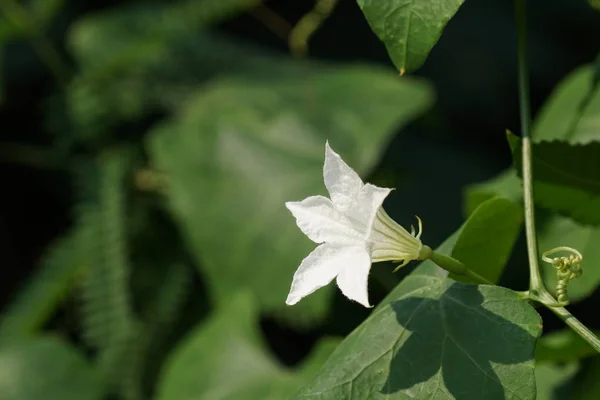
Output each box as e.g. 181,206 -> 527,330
324,143 -> 392,230
286,243 -> 359,305
324,142 -> 363,211
355,183 -> 392,231
335,246 -> 373,308
286,196 -> 363,244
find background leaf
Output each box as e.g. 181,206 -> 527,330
155,292 -> 339,400
0,230 -> 83,342
534,362 -> 579,400
450,196 -> 522,284
356,0 -> 466,73
508,132 -> 600,225
293,237 -> 542,399
0,337 -> 104,400
147,64 -> 433,323
532,64 -> 600,144
536,329 -> 598,364
463,170 -> 522,216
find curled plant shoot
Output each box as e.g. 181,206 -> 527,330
542,247 -> 583,306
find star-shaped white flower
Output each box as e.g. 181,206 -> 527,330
285,142 -> 425,308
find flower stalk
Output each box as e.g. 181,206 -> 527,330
427,250 -> 493,285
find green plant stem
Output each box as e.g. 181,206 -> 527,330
547,305 -> 600,353
429,251 -> 494,285
289,0 -> 338,56
513,0 -> 600,353
515,0 -> 546,295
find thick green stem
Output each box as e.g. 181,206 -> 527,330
429,250 -> 493,285
547,305 -> 600,353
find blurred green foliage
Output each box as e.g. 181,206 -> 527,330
1,0 -> 600,399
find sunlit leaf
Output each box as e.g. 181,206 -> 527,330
356,0 -> 465,73
0,337 -> 103,400
147,65 -> 433,323
293,237 -> 542,399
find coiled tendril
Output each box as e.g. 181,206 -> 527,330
542,247 -> 583,305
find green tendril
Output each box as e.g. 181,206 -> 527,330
542,247 -> 583,305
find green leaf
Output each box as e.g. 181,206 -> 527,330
155,292 -> 340,400
508,131 -> 600,225
0,337 -> 103,400
538,215 -> 600,302
0,230 -> 84,342
293,237 -> 542,399
533,64 -> 600,144
588,0 -> 600,12
463,169 -> 522,216
451,197 -> 522,284
536,329 -> 598,364
147,65 -> 433,322
356,0 -> 465,73
69,0 -> 261,67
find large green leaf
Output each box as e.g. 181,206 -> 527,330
155,292 -> 339,400
533,65 -> 600,144
508,132 -> 600,225
293,238 -> 542,399
147,65 -> 433,322
451,197 -> 522,284
0,337 -> 103,400
356,0 -> 465,73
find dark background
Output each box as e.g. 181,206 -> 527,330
1,0 -> 599,374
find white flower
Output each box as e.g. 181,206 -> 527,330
285,142 -> 425,308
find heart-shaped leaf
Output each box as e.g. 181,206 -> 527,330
356,0 -> 465,73
147,65 -> 433,323
155,292 -> 339,400
292,238 -> 542,399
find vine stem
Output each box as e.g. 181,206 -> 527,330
515,0 -> 545,294
548,306 -> 600,353
515,0 -> 600,353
